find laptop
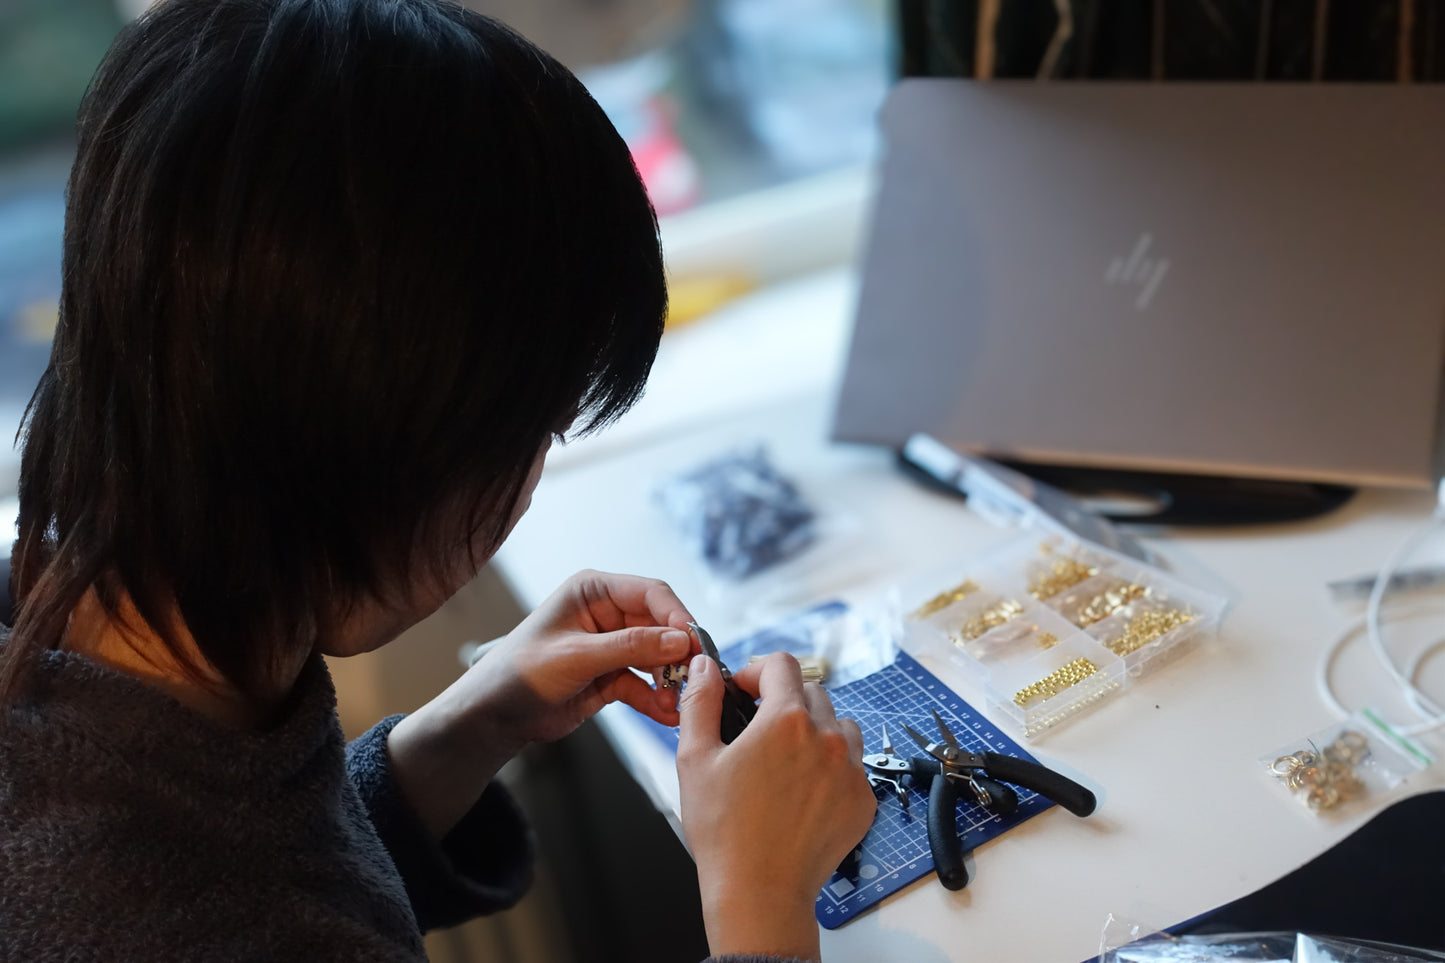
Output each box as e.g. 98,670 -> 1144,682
832,80 -> 1445,489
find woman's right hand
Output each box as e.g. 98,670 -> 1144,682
676,653 -> 877,962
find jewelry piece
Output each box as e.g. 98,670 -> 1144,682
1037,631 -> 1060,650
747,654 -> 829,684
952,598 -> 1025,643
1271,749 -> 1319,772
1013,657 -> 1099,707
1333,770 -> 1366,802
1104,608 -> 1195,657
1337,730 -> 1368,752
1271,734 -> 1370,812
1323,730 -> 1368,766
1028,556 -> 1099,600
912,579 -> 980,620
1305,784 -> 1340,812
1270,755 -> 1299,776
1073,583 -> 1150,626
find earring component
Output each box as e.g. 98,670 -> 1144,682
659,662 -> 689,689
1029,556 -> 1099,600
1014,657 -> 1099,707
1105,608 -> 1194,657
952,598 -> 1025,643
1074,583 -> 1149,627
912,579 -> 981,620
1323,730 -> 1368,766
1271,733 -> 1369,812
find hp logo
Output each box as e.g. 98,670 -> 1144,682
1105,233 -> 1170,310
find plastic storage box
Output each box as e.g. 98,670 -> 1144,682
901,534 -> 1226,739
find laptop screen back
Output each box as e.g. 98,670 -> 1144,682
832,81 -> 1445,488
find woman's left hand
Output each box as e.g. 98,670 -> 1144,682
458,569 -> 697,742
387,569 -> 698,838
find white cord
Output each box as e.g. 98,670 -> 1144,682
1318,483 -> 1445,736
1365,517 -> 1445,723
1318,600 -> 1445,735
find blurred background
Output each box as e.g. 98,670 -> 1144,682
2,2 -> 1441,961
6,0 -> 1443,503
0,0 -> 893,509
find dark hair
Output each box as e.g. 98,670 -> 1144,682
3,0 -> 666,700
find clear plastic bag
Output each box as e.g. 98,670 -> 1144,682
1100,929 -> 1445,962
699,598 -> 900,690
1260,710 -> 1432,817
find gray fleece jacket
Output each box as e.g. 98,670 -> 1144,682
0,637 -> 795,963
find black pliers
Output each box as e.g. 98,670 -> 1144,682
688,622 -> 757,744
864,710 -> 1097,890
863,723 -> 1020,816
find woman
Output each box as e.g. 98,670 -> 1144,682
0,0 -> 877,960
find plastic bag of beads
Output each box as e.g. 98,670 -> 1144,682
654,446 -> 817,579
1260,710 -> 1432,816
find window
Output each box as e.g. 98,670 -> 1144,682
0,0 -> 894,505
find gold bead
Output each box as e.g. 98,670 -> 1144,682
1013,657 -> 1099,707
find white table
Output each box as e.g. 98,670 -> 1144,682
494,268 -> 1445,963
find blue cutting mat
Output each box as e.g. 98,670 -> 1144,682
815,650 -> 1053,927
637,605 -> 1056,927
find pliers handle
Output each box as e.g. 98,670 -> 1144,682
925,769 -> 968,890
688,622 -> 757,744
969,751 -> 1096,817
904,710 -> 1097,817
862,724 -> 1021,893
917,759 -> 1020,891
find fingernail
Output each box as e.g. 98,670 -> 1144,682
689,653 -> 711,678
660,629 -> 690,658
